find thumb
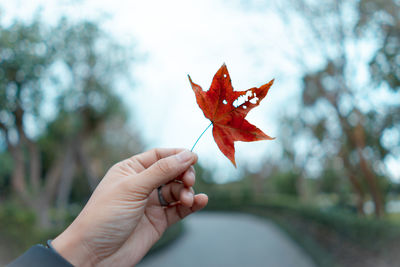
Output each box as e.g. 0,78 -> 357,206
134,150 -> 197,194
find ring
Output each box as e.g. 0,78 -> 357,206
157,185 -> 169,207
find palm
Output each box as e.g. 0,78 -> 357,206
95,150 -> 206,266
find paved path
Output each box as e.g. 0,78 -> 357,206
138,212 -> 316,267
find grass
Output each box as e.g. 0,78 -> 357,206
0,201 -> 63,265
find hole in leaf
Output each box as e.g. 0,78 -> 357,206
249,97 -> 259,104
233,90 -> 258,108
223,74 -> 227,78
243,105 -> 247,109
222,99 -> 228,104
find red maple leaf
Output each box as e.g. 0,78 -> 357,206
188,63 -> 274,167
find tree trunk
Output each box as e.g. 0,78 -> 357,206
32,196 -> 51,229
354,123 -> 384,217
342,154 -> 366,215
26,139 -> 41,195
347,172 -> 366,215
56,145 -> 76,210
9,145 -> 29,202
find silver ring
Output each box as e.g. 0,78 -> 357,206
157,185 -> 169,206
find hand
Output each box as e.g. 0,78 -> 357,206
52,148 -> 208,267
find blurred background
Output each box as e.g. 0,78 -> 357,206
0,0 -> 399,266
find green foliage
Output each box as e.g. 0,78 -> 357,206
0,201 -> 62,263
268,0 -> 400,217
358,0 -> 400,91
51,19 -> 131,126
0,17 -> 55,117
69,170 -> 92,204
0,201 -> 35,229
276,203 -> 398,245
0,151 -> 12,195
0,14 -> 142,216
318,169 -> 339,193
270,171 -> 299,196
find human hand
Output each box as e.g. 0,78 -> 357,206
52,148 -> 208,267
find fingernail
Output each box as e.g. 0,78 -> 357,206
176,150 -> 192,163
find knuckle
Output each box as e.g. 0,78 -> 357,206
151,148 -> 162,160
170,184 -> 183,202
149,148 -> 158,156
156,158 -> 173,175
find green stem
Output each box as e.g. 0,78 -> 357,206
191,122 -> 213,152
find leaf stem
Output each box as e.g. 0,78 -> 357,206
191,122 -> 213,152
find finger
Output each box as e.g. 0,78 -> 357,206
132,148 -> 185,169
134,150 -> 198,193
165,193 -> 208,226
179,187 -> 195,207
166,166 -> 195,187
180,166 -> 195,187
190,193 -> 208,212
157,182 -> 194,207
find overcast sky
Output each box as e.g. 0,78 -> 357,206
2,0 -> 398,182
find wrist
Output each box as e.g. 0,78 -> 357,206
52,223 -> 94,267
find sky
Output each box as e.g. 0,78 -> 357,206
1,0 -> 399,182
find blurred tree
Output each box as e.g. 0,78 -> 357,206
0,16 -> 142,228
0,18 -> 56,225
274,0 -> 400,217
240,0 -> 399,216
357,0 -> 400,91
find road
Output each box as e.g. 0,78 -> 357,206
138,212 -> 316,267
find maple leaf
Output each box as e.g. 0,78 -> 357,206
188,63 -> 274,167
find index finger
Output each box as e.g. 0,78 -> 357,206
132,148 -> 186,169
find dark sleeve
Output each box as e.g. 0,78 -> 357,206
6,244 -> 74,267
